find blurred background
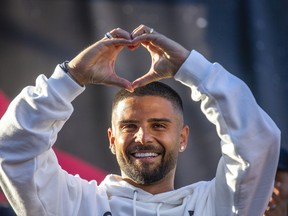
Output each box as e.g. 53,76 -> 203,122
0,0 -> 287,190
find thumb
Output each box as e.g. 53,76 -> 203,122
132,70 -> 161,89
108,75 -> 133,91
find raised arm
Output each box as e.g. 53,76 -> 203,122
131,24 -> 281,215
175,51 -> 280,215
0,29 -> 133,215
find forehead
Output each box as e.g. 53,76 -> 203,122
112,96 -> 180,119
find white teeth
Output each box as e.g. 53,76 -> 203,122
134,152 -> 158,158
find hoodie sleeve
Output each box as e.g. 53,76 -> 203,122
0,66 -> 94,215
175,50 -> 280,216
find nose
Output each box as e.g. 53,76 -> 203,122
134,127 -> 153,144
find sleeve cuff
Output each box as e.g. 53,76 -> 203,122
174,50 -> 213,87
48,65 -> 85,102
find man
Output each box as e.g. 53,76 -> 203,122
0,25 -> 280,215
265,148 -> 288,216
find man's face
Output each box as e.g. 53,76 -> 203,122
108,96 -> 188,185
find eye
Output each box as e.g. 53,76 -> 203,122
152,123 -> 166,130
121,124 -> 138,132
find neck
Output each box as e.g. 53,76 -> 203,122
120,170 -> 175,194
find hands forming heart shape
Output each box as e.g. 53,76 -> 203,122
68,24 -> 190,91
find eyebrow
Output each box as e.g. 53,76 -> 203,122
118,120 -> 139,125
118,118 -> 172,125
148,118 -> 172,123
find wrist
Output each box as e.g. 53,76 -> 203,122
59,61 -> 84,86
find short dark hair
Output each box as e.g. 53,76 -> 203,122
112,81 -> 183,114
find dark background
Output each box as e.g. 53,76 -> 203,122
0,0 -> 287,188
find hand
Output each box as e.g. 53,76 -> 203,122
130,24 -> 190,88
68,28 -> 133,91
264,183 -> 288,216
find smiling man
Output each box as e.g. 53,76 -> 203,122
108,83 -> 188,193
0,25 -> 280,216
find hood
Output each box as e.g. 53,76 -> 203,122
99,174 -> 208,216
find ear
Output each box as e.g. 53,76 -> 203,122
107,128 -> 116,155
179,125 -> 189,152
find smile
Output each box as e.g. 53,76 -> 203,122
133,152 -> 159,158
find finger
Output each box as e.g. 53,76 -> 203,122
132,71 -> 161,89
144,42 -> 163,56
102,37 -> 134,48
126,25 -> 156,50
131,24 -> 155,39
271,191 -> 281,204
85,37 -> 132,54
128,44 -> 140,51
104,27 -> 132,40
128,37 -> 149,51
131,34 -> 160,50
266,193 -> 279,213
106,74 -> 133,92
130,34 -> 164,58
131,24 -> 145,37
273,186 -> 280,196
130,24 -> 163,52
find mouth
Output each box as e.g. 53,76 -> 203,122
127,144 -> 164,162
130,152 -> 161,164
133,152 -> 160,158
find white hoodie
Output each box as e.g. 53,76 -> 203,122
0,50 -> 280,216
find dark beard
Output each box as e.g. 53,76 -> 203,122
117,145 -> 177,185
